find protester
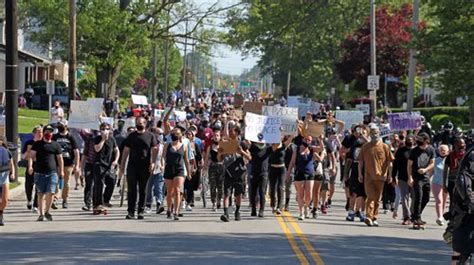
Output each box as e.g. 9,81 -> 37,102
0,136 -> 15,225
432,144 -> 449,225
144,127 -> 165,214
204,127 -> 224,211
50,100 -> 64,123
23,125 -> 43,211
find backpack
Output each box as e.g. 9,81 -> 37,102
0,146 -> 11,172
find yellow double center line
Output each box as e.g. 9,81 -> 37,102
275,211 -> 325,265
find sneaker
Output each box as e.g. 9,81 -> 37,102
364,218 -> 373,227
137,213 -> 145,220
359,213 -> 367,222
182,202 -> 186,209
166,211 -> 172,219
275,208 -> 282,215
327,198 -> 332,206
321,205 -> 328,214
82,205 -> 91,211
304,208 -> 309,219
104,202 -> 113,208
220,214 -> 230,222
178,213 -> 184,217
251,208 -> 257,217
235,211 -> 241,221
217,203 -> 221,209
372,220 -> 379,227
74,185 -> 79,190
355,211 -> 361,218
51,201 -> 58,210
436,218 -> 445,226
284,204 -> 289,212
62,201 -> 68,209
212,203 -> 217,212
45,212 -> 53,221
312,210 -> 318,219
125,213 -> 136,220
27,201 -> 33,210
173,214 -> 179,221
346,212 -> 355,222
258,209 -> 264,218
144,207 -> 152,214
298,214 -> 305,221
186,205 -> 193,212
156,205 -> 165,214
37,215 -> 44,222
402,219 -> 412,225
32,207 -> 38,213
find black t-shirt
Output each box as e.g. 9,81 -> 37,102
341,135 -> 356,150
409,145 -> 435,181
269,145 -> 286,165
22,139 -> 35,154
393,146 -> 412,182
123,131 -> 157,166
285,143 -> 297,168
53,133 -> 78,167
250,144 -> 272,175
94,136 -> 117,167
348,139 -> 364,179
32,140 -> 62,174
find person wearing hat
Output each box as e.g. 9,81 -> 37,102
53,121 -> 80,209
0,136 -> 15,225
358,125 -> 394,227
408,132 -> 436,229
30,125 -> 64,221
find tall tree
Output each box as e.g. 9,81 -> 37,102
417,0 -> 474,126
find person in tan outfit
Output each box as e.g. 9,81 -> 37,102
358,125 -> 394,227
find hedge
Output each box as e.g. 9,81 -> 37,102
377,107 -> 469,125
430,114 -> 464,131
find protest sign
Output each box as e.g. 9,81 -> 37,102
243,102 -> 264,115
219,139 -> 240,155
379,124 -> 392,138
245,112 -> 281,143
298,101 -> 321,119
68,100 -> 103,129
388,112 -> 423,131
234,93 -> 244,108
262,106 -> 298,135
174,111 -> 187,122
124,117 -> 136,128
100,117 -> 114,127
87,97 -> 104,107
154,109 -> 165,119
287,96 -> 300,107
131,95 -> 148,105
355,104 -> 370,115
305,121 -> 325,138
336,110 -> 364,127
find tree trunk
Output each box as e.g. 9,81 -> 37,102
108,63 -> 123,98
96,67 -> 109,98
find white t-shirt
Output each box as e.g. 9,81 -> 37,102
50,107 -> 64,123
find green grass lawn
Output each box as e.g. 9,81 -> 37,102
9,181 -> 20,190
18,108 -> 49,134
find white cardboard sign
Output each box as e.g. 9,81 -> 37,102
245,113 -> 281,144
336,110 -> 364,127
68,100 -> 103,129
262,106 -> 298,135
131,95 -> 148,105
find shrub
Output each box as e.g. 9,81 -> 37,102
430,114 -> 463,131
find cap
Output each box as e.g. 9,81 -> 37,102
57,120 -> 68,126
43,124 -> 55,132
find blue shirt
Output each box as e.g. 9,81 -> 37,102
432,156 -> 446,186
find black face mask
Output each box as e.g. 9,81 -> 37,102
416,140 -> 424,146
406,142 -> 414,148
171,134 -> 179,141
58,126 -> 66,133
136,124 -> 145,131
54,106 -> 59,109
213,140 -> 219,145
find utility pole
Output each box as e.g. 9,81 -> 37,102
68,0 -> 76,108
182,20 -> 188,101
370,0 -> 377,116
407,0 -> 420,112
163,9 -> 170,102
151,41 -> 157,108
5,0 -> 18,178
286,34 -> 294,100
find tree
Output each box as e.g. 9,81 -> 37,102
417,0 -> 474,126
336,4 -> 424,107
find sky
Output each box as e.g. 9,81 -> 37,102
176,0 -> 259,76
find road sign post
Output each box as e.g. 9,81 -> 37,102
47,80 -> 55,123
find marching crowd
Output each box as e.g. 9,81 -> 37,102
0,93 -> 474,263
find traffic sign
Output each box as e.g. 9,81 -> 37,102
367,75 -> 379,91
46,80 -> 55,95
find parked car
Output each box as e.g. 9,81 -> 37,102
29,82 -> 81,110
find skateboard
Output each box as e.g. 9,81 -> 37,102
93,207 -> 108,215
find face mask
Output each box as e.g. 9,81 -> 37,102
54,106 -> 59,109
302,142 -> 309,148
406,142 -> 414,148
171,134 -> 179,141
370,133 -> 381,142
58,126 -> 66,133
136,124 -> 145,131
44,132 -> 53,141
416,140 -> 424,146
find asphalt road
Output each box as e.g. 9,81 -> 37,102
0,182 -> 451,265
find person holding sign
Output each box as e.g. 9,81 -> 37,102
248,142 -> 272,218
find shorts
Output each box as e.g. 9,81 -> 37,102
34,173 -> 59,194
294,172 -> 315,182
0,171 -> 9,185
224,172 -> 244,197
349,174 -> 366,197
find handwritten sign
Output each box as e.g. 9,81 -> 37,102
131,95 -> 148,106
68,100 -> 103,129
234,93 -> 244,108
356,104 -> 370,115
245,113 -> 281,144
388,112 -> 423,131
287,96 -> 300,107
262,106 -> 298,135
219,139 -> 240,155
380,124 -> 392,138
305,121 -> 325,138
174,111 -> 187,122
243,102 -> 264,115
336,110 -> 364,127
87,97 -> 104,107
297,100 -> 321,119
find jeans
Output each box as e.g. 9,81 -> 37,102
34,172 -> 59,194
249,173 -> 268,210
411,179 -> 431,221
398,180 -> 414,221
93,164 -> 116,208
83,163 -> 94,207
146,173 -> 164,206
127,165 -> 150,215
268,167 -> 286,209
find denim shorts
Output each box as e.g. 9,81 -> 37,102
0,171 -> 9,185
34,173 -> 59,194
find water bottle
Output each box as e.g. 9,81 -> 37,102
58,177 -> 64,190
